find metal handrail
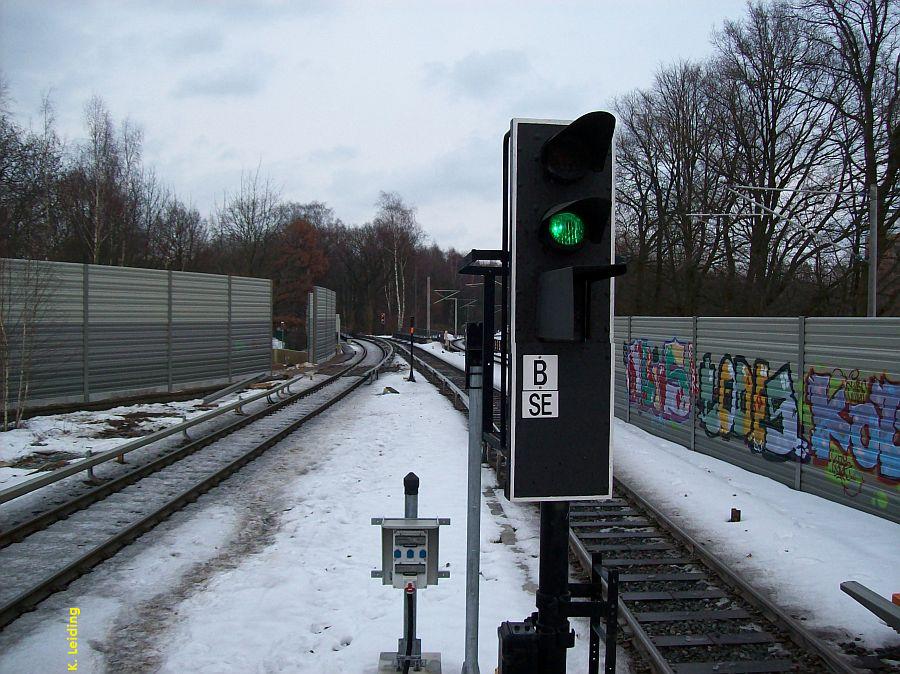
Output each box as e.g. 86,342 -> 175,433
0,366 -> 334,506
392,342 -> 469,409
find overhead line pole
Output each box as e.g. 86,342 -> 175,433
869,184 -> 878,317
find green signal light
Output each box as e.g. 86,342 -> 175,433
547,212 -> 585,248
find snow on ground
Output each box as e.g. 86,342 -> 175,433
155,365 -> 602,673
419,341 -> 503,390
613,419 -> 900,649
0,376 -> 294,491
0,361 -> 620,673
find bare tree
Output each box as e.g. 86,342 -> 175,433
116,118 -> 144,265
0,258 -> 54,429
616,63 -> 731,314
213,165 -> 281,276
712,1 -> 847,314
791,0 -> 900,312
79,96 -> 120,264
372,191 -> 423,330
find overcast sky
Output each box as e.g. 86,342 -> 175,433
1,0 -> 750,251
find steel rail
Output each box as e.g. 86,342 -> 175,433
0,367 -> 331,505
568,528 -> 674,674
0,338 -> 392,630
391,341 -> 469,409
612,478 -> 857,674
0,343 -> 369,549
394,340 -> 856,674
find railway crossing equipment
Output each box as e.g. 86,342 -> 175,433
372,473 -> 449,673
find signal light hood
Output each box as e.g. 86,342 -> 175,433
540,111 -> 616,182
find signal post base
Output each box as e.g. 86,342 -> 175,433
378,652 -> 442,673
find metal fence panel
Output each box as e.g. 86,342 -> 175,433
307,286 -> 337,364
172,271 -> 229,386
694,316 -> 800,487
613,316 -> 628,420
1,259 -> 84,407
231,276 -> 272,376
801,317 -> 899,521
616,314 -> 898,523
622,316 -> 695,448
1,258 -> 272,412
88,265 -> 169,397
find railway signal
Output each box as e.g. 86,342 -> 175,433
499,111 -> 625,674
508,110 -> 624,501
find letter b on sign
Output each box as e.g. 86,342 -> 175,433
523,355 -> 557,391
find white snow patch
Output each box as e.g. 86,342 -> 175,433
0,384 -> 275,491
0,361 -> 622,673
157,368 -> 600,672
0,503 -> 239,674
156,374 -> 536,672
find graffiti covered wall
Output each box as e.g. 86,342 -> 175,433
615,316 -> 899,523
696,354 -> 804,461
623,338 -> 694,424
805,369 -> 898,505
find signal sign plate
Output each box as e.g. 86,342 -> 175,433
522,355 -> 558,418
522,355 -> 557,391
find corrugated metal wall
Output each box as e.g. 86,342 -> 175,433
231,277 -> 272,377
1,259 -> 272,412
616,315 -> 899,523
306,286 -> 337,364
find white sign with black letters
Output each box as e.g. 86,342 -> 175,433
522,355 -> 558,418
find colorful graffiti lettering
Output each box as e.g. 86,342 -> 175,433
624,334 -> 898,508
805,369 -> 899,483
623,338 -> 693,423
825,440 -> 864,496
697,353 -> 806,461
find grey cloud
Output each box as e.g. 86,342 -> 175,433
172,68 -> 264,98
165,27 -> 224,59
309,144 -> 358,163
424,50 -> 532,99
320,135 -> 497,220
406,135 -> 497,203
152,0 -> 340,22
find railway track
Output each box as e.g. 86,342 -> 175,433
0,337 -> 392,630
393,338 -> 865,674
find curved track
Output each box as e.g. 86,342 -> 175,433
0,338 -> 392,630
394,338 -> 863,674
